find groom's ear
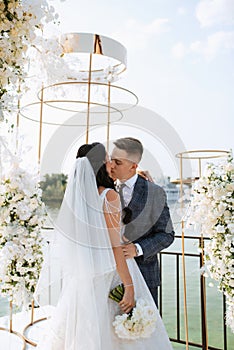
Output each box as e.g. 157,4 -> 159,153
131,163 -> 138,170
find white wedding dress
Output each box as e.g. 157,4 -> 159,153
35,159 -> 173,350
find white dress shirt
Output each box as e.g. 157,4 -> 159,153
116,173 -> 138,206
116,174 -> 143,257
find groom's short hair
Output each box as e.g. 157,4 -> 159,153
113,137 -> 143,164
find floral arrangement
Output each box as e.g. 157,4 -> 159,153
188,154 -> 234,332
0,160 -> 46,307
0,0 -> 62,113
109,284 -> 157,339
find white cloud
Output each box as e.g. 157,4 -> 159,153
172,31 -> 234,61
196,0 -> 234,27
190,31 -> 234,60
171,42 -> 187,59
144,19 -> 170,34
111,18 -> 170,50
177,7 -> 187,16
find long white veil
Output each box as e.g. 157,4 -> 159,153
35,157 -> 118,349
54,156 -> 116,277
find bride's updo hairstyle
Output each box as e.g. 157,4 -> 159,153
76,142 -> 115,190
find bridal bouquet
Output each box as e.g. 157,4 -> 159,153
109,284 -> 157,340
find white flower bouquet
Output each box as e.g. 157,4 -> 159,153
109,284 -> 157,340
188,153 -> 234,332
0,162 -> 46,307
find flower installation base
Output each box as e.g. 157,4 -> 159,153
0,305 -> 54,349
0,327 -> 26,350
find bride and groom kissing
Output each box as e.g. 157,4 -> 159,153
35,137 -> 175,349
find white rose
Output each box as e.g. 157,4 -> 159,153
28,215 -> 38,226
13,193 -> 24,202
224,210 -> 232,218
0,195 -> 5,206
225,183 -> 234,192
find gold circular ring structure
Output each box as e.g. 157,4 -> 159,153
176,149 -> 230,160
36,81 -> 138,113
19,100 -> 124,126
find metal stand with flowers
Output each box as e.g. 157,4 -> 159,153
0,149 -> 46,347
188,153 -> 234,333
0,0 -> 65,347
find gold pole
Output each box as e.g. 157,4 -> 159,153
107,82 -> 111,152
179,155 -> 183,200
15,81 -> 21,152
38,84 -> 44,164
16,81 -> 21,129
31,300 -> 35,325
198,158 -> 202,178
86,53 -> 92,144
198,156 -> 208,349
181,220 -> 189,349
179,155 -> 189,349
9,300 -> 13,333
200,233 -> 208,350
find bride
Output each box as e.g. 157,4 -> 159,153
35,142 -> 173,349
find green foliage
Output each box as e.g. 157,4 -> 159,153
40,173 -> 68,205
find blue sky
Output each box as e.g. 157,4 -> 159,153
49,0 -> 233,154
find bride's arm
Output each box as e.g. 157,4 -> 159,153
104,189 -> 135,314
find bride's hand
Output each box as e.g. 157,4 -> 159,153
137,169 -> 154,182
119,285 -> 135,314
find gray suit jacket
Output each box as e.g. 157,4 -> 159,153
124,175 -> 175,292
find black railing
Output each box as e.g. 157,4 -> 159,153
159,234 -> 232,350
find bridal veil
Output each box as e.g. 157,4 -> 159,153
35,157 -> 118,349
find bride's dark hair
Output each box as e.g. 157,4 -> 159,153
76,143 -> 132,224
76,142 -> 115,190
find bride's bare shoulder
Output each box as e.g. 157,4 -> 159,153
106,189 -> 119,202
98,187 -> 120,203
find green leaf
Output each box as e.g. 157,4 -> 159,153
109,283 -> 124,303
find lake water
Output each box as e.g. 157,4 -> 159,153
0,203 -> 233,349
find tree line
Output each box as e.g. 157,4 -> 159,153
40,173 -> 68,207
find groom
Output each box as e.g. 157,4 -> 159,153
111,137 -> 175,306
